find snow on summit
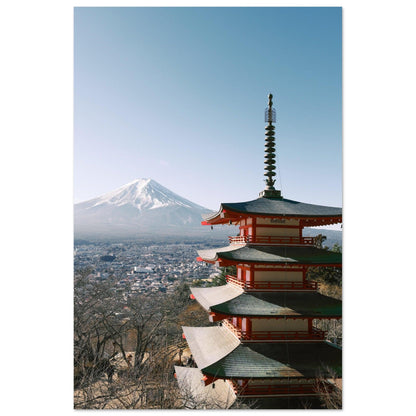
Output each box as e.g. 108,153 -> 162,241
74,178 -> 223,238
82,178 -> 204,211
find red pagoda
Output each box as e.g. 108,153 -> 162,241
175,94 -> 342,409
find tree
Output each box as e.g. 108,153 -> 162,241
74,268 -> 122,388
314,369 -> 342,409
307,242 -> 342,287
208,265 -> 236,287
74,269 -> 207,409
307,243 -> 342,347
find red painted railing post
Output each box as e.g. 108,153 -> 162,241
227,275 -> 318,291
228,235 -> 317,246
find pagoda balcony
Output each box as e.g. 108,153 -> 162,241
228,235 -> 315,246
226,275 -> 318,291
223,319 -> 326,342
232,381 -> 329,397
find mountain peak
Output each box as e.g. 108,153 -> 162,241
76,178 -> 206,212
125,178 -> 152,187
74,178 -> 221,238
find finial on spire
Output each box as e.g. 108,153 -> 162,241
259,93 -> 281,199
265,93 -> 276,123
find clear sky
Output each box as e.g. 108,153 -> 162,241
74,7 -> 342,211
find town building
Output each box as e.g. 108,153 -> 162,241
175,94 -> 342,409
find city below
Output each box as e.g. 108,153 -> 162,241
74,239 -> 223,295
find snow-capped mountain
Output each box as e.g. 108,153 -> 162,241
78,178 -> 206,212
74,179 -> 228,239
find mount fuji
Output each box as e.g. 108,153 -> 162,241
74,179 -> 229,240
74,178 -> 342,245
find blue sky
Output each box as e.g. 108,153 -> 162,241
74,7 -> 342,210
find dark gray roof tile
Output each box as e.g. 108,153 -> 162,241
210,292 -> 342,317
202,342 -> 342,379
198,245 -> 342,265
204,197 -> 342,220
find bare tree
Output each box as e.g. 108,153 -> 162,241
74,268 -> 120,388
314,375 -> 342,409
74,270 -> 203,409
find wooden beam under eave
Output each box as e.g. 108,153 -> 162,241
201,374 -> 220,386
218,259 -> 342,268
209,312 -> 230,322
196,256 -> 218,264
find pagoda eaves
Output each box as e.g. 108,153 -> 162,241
202,197 -> 342,227
202,341 -> 342,380
182,326 -> 341,380
190,287 -> 342,319
197,244 -> 342,266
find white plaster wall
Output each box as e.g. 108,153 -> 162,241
256,218 -> 299,226
254,264 -> 302,270
251,318 -> 308,332
256,226 -> 299,237
254,270 -> 303,282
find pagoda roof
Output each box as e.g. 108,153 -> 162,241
203,197 -> 342,225
190,284 -> 244,311
174,366 -> 236,409
197,245 -> 342,266
202,341 -> 342,379
209,291 -> 342,318
182,326 -> 240,370
183,326 -> 341,380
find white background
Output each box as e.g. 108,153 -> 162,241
1,0 -> 415,414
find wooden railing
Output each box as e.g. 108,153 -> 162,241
226,275 -> 318,291
242,329 -> 326,341
234,383 -> 325,397
223,319 -> 326,342
228,235 -> 315,246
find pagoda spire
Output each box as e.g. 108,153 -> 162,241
259,93 -> 282,198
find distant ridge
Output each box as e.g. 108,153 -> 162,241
74,179 -> 233,240
303,228 -> 342,250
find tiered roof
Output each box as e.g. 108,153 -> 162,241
203,341 -> 342,379
174,366 -> 236,409
190,284 -> 243,311
202,197 -> 342,226
183,326 -> 341,380
182,326 -> 240,369
210,291 -> 341,318
197,245 -> 342,265
191,284 -> 341,317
